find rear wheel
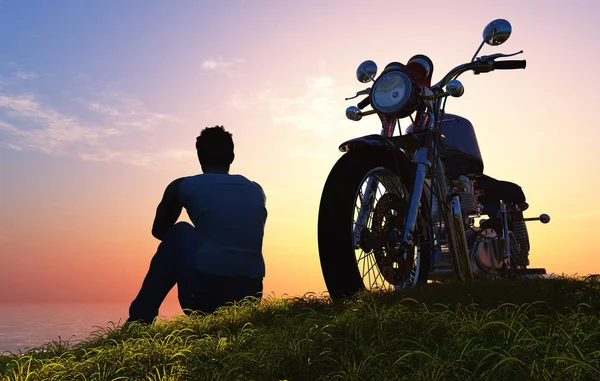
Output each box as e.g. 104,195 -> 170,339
318,148 -> 432,299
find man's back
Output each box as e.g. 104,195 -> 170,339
127,126 -> 266,325
179,173 -> 267,279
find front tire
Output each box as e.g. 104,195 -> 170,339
318,148 -> 432,299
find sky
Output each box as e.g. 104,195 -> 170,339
1,0 -> 599,310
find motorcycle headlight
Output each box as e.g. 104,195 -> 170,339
371,70 -> 419,118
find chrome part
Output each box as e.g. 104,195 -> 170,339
457,175 -> 474,193
413,147 -> 432,167
400,156 -> 430,246
372,193 -> 417,282
424,178 -> 440,226
405,55 -> 434,86
419,88 -> 436,111
471,40 -> 487,63
523,213 -> 551,223
445,80 -> 465,97
371,71 -> 414,115
432,62 -> 472,91
380,117 -> 397,137
346,106 -> 363,121
356,60 -> 377,83
345,88 -> 371,101
500,201 -> 511,262
512,220 -> 530,251
353,176 -> 377,247
483,19 -> 512,46
471,228 -> 503,276
511,220 -> 530,266
351,167 -> 421,290
406,57 -> 432,78
430,157 -> 454,265
480,51 -> 524,62
459,192 -> 480,218
451,195 -> 474,280
456,176 -> 480,218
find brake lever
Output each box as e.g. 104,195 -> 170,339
345,88 -> 371,101
479,50 -> 523,62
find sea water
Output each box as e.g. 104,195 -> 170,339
0,302 -> 183,354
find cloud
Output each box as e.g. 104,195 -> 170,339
227,92 -> 254,110
0,60 -> 42,83
15,71 -> 39,80
0,70 -> 188,167
227,76 -> 363,163
80,90 -> 182,130
78,148 -> 194,167
0,93 -> 118,154
201,57 -> 246,76
230,76 -> 356,137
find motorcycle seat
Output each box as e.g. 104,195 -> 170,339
475,174 -> 526,205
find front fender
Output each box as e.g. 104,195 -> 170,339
338,134 -> 414,179
340,133 -> 424,153
338,134 -> 397,152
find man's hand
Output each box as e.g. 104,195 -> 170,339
152,178 -> 184,240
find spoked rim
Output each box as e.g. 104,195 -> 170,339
352,167 -> 422,291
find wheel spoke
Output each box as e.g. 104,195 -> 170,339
350,167 -> 423,292
356,251 -> 370,262
367,253 -> 376,287
365,254 -> 377,285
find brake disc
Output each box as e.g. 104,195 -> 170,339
371,193 -> 414,283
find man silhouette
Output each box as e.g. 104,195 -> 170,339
127,126 -> 267,325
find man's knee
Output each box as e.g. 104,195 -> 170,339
173,221 -> 194,232
164,222 -> 195,241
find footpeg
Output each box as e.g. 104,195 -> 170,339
523,214 -> 550,223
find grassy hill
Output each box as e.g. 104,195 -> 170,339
1,276 -> 599,380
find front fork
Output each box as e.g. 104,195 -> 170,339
402,150 -> 473,280
450,194 -> 474,280
353,118 -> 398,246
353,177 -> 378,247
400,148 -> 431,250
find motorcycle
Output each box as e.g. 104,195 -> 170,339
317,19 -> 551,299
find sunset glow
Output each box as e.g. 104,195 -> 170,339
1,1 -> 599,312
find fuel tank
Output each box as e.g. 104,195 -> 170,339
438,114 -> 484,179
400,114 -> 484,179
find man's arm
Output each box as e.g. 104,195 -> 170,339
151,178 -> 184,240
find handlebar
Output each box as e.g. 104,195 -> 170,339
432,57 -> 526,89
357,95 -> 371,110
493,60 -> 526,70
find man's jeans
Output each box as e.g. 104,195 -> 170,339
128,222 -> 263,324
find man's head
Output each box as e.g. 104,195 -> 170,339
195,125 -> 235,173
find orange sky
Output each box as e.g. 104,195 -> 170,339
1,1 -> 599,310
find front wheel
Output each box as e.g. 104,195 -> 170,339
318,148 -> 432,299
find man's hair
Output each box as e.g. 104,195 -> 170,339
195,125 -> 235,167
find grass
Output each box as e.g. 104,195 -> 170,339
1,275 -> 599,380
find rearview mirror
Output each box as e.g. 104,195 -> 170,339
356,60 -> 377,83
483,19 -> 512,46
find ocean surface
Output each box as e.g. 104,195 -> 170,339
0,302 -> 184,354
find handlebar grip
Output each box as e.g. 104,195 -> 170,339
493,60 -> 527,70
357,95 -> 371,110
